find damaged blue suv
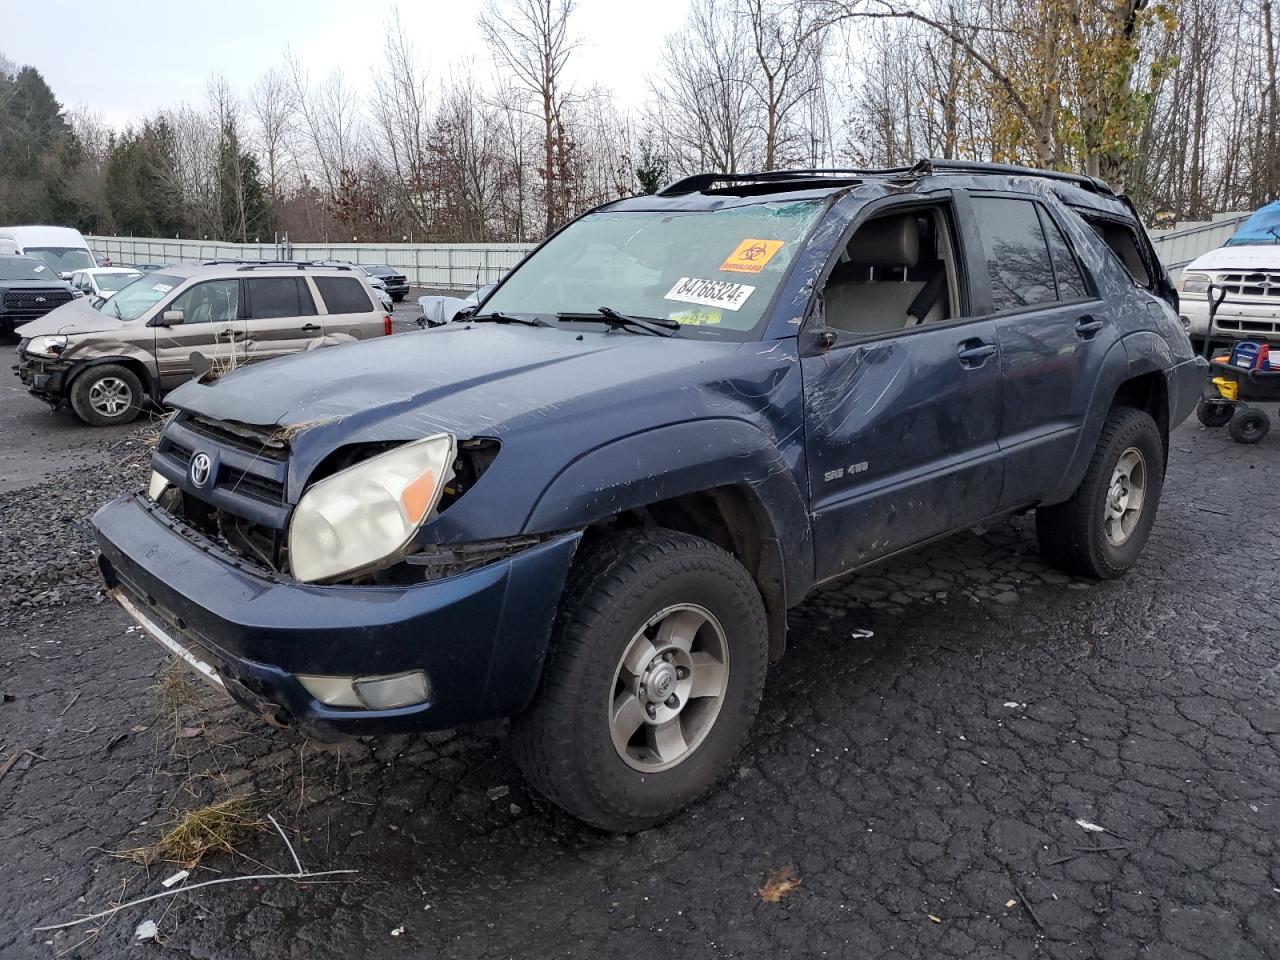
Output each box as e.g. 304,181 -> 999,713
93,161 -> 1203,831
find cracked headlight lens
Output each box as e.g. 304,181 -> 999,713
26,335 -> 67,358
288,433 -> 456,583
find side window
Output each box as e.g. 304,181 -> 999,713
1086,218 -> 1152,288
314,276 -> 375,314
246,277 -> 316,320
819,205 -> 959,339
167,279 -> 240,324
970,197 -> 1057,313
1038,210 -> 1091,301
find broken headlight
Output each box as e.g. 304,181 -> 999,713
25,335 -> 67,358
288,433 -> 456,583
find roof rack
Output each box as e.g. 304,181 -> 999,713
657,158 -> 1114,197
196,259 -> 354,272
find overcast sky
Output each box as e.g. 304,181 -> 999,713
6,0 -> 692,128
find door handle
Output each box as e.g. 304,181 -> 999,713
957,339 -> 997,368
217,328 -> 245,342
301,323 -> 321,332
1075,316 -> 1104,337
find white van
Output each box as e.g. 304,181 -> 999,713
0,226 -> 95,279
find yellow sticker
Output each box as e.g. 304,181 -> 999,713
669,307 -> 722,326
720,238 -> 784,274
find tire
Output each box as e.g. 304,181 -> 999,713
68,363 -> 145,426
1196,398 -> 1233,429
510,528 -> 769,832
1036,406 -> 1164,579
1227,406 -> 1270,444
392,294 -> 405,303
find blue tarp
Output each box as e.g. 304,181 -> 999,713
1226,200 -> 1280,246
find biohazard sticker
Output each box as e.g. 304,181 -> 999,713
720,238 -> 784,274
664,277 -> 755,311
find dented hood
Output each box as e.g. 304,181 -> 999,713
15,297 -> 129,337
164,323 -> 742,446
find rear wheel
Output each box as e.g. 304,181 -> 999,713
1036,407 -> 1164,579
69,363 -> 145,426
1227,406 -> 1270,444
510,529 -> 768,832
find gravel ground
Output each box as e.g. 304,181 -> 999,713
1,391 -> 1278,959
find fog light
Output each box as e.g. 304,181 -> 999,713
1179,315 -> 1191,329
297,670 -> 431,710
353,671 -> 431,709
148,470 -> 170,500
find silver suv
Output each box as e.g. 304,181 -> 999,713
15,261 -> 392,426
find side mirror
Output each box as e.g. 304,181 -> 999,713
157,309 -> 184,327
60,271 -> 72,281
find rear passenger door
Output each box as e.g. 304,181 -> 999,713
242,276 -> 323,364
313,274 -> 381,341
967,195 -> 1116,509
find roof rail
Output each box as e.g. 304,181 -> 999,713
657,158 -> 1115,197
196,258 -> 354,272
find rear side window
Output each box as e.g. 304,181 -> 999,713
314,276 -> 375,314
1086,218 -> 1152,287
1039,211 -> 1091,301
247,277 -> 316,319
970,197 -> 1058,312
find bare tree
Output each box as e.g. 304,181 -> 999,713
248,67 -> 295,210
372,10 -> 434,236
743,0 -> 830,168
478,0 -> 578,236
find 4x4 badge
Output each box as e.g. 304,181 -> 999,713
190,452 -> 212,487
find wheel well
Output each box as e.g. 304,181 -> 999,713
584,486 -> 789,660
67,357 -> 156,399
1112,371 -> 1170,465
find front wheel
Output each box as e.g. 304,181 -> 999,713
68,363 -> 145,426
1036,407 -> 1165,579
510,529 -> 768,832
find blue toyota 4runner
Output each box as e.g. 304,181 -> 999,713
93,161 -> 1204,831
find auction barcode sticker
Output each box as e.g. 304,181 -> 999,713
664,277 -> 755,311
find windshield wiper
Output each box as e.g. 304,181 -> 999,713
557,307 -> 681,337
470,311 -> 553,327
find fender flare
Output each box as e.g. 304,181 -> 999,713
64,354 -> 162,401
524,417 -> 815,627
1044,332 -> 1173,504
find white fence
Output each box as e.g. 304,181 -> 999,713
86,236 -> 536,290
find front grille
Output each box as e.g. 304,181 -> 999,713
1216,316 -> 1280,336
183,414 -> 288,461
1212,271 -> 1280,301
2,288 -> 73,323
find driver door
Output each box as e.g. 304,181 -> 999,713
153,278 -> 247,389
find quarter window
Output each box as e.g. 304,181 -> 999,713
314,276 -> 375,314
971,198 -> 1058,313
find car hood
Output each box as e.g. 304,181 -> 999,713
1186,244 -> 1280,272
15,297 -> 128,337
166,324 -> 749,442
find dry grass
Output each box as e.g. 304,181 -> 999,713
118,795 -> 267,867
153,662 -> 203,714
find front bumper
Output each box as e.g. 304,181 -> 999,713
14,352 -> 71,404
1180,298 -> 1280,341
93,494 -> 580,735
384,281 -> 410,297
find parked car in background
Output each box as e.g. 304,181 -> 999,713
15,261 -> 392,425
0,226 -> 96,279
1177,199 -> 1280,347
90,161 -> 1202,831
0,256 -> 76,336
69,267 -> 144,301
363,264 -> 410,301
415,282 -> 495,328
93,251 -> 113,267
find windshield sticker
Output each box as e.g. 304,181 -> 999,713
152,283 -> 173,293
669,307 -> 722,326
720,238 -> 784,274
32,264 -> 46,273
664,277 -> 755,311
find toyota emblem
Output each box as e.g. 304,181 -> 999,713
190,452 -> 212,487
35,296 -> 46,303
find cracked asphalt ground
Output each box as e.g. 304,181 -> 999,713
2,388 -> 1279,958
